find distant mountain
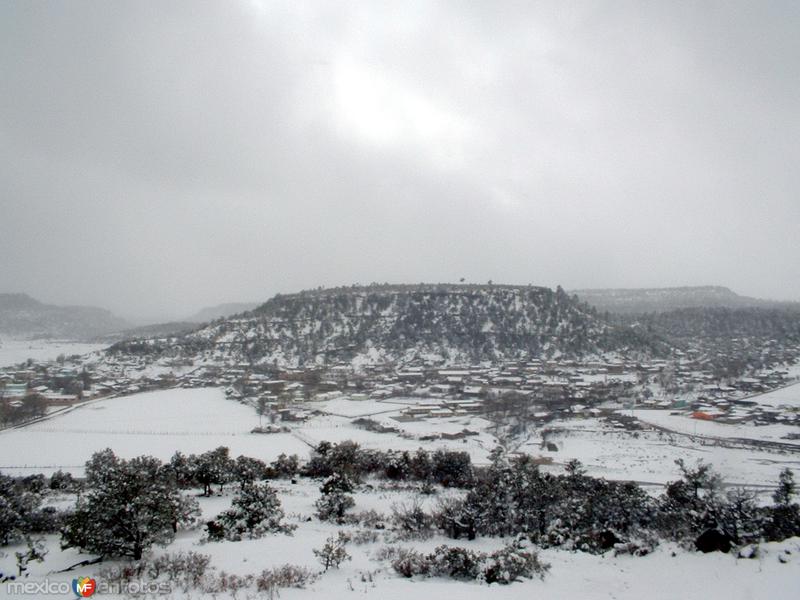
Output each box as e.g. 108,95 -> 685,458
96,321 -> 199,342
186,302 -> 260,323
0,293 -> 129,340
570,286 -> 798,315
108,284 -> 666,367
628,306 -> 800,342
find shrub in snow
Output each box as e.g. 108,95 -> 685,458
147,552 -> 211,588
387,541 -> 549,585
200,571 -> 254,596
49,470 -> 80,492
482,539 -> 550,584
390,548 -> 430,578
349,529 -> 381,545
256,564 -> 317,592
454,451 -> 654,553
354,509 -> 387,529
315,490 -> 355,523
314,532 -> 351,571
99,552 -> 314,597
18,474 -> 47,495
433,496 -> 478,540
101,551 -> 212,593
269,453 -> 300,478
428,545 -> 483,580
391,499 -> 434,539
207,482 -> 293,541
430,450 -> 474,488
0,473 -> 49,545
97,562 -> 146,589
320,472 -> 355,494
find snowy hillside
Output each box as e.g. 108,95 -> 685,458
108,284 -> 665,368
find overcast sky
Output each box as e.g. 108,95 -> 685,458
1,1 -> 798,321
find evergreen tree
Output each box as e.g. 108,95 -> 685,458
766,468 -> 800,541
0,473 -> 41,546
192,447 -> 234,496
233,456 -> 268,488
61,451 -> 198,560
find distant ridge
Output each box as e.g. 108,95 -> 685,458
570,286 -> 799,315
187,302 -> 260,323
0,293 -> 129,339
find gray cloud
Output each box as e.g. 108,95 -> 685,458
1,0 -> 798,320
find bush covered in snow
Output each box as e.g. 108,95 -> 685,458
207,482 -> 294,541
387,540 -> 549,584
482,539 -> 551,584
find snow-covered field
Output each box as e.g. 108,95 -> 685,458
0,388 -> 503,475
1,478 -> 798,600
296,412 -> 498,464
0,338 -> 106,368
0,388 -> 308,475
2,388 -> 798,490
746,383 -> 800,409
629,409 -> 800,446
531,418 -> 798,488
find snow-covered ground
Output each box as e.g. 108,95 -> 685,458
296,412 -> 498,464
0,337 -> 106,368
0,388 -> 308,476
1,478 -> 798,599
1,388 -> 797,489
629,409 -> 800,446
745,383 -> 800,409
531,418 -> 797,488
2,387 -> 800,598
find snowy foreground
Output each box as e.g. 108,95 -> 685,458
1,477 -> 798,599
1,388 -> 800,598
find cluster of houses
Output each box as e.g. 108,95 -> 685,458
1,347 -> 798,432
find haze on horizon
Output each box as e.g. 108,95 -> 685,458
1,1 -> 798,322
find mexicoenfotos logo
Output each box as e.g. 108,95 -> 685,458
72,577 -> 96,597
6,577 -> 170,596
